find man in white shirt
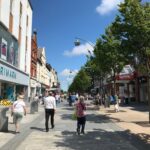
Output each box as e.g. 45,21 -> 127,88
44,91 -> 56,132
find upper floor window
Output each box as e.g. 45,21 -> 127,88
9,13 -> 13,33
26,36 -> 28,51
10,0 -> 13,12
18,26 -> 22,45
19,2 -> 22,25
20,2 -> 22,16
26,15 -> 29,27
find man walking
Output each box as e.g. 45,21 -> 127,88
44,92 -> 56,132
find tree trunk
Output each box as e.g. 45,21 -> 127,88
147,76 -> 150,123
113,71 -> 116,95
146,61 -> 150,123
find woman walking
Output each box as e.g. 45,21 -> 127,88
75,96 -> 86,135
11,92 -> 26,133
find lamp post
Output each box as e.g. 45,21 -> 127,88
74,37 -> 102,95
67,70 -> 72,92
74,37 -> 95,47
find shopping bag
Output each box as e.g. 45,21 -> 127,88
72,112 -> 77,120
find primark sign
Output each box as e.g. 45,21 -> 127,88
0,65 -> 16,79
0,62 -> 29,86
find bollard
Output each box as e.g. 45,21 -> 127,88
34,101 -> 38,112
30,101 -> 38,114
0,107 -> 9,132
30,101 -> 35,114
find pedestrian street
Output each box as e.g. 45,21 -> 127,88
1,101 -> 149,150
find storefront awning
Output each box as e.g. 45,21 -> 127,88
116,65 -> 136,81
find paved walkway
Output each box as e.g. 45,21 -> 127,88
99,104 -> 150,145
0,101 -> 150,150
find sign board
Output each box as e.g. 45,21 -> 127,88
0,63 -> 29,86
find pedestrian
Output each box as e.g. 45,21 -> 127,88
68,93 -> 72,106
44,91 -> 56,132
34,94 -> 39,102
104,93 -> 110,108
114,93 -> 120,112
75,96 -> 86,135
55,93 -> 60,105
11,92 -> 27,133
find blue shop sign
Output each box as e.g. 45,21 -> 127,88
0,65 -> 16,79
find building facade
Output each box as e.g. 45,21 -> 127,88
30,31 -> 37,99
37,47 -> 49,95
0,0 -> 32,101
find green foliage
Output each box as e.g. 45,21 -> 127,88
69,0 -> 150,94
112,0 -> 150,72
68,69 -> 91,94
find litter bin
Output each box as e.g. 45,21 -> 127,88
0,106 -> 9,132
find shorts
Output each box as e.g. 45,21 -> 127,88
13,112 -> 23,123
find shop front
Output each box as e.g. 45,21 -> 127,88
0,22 -> 29,101
0,60 -> 29,101
36,82 -> 41,96
30,78 -> 37,99
115,65 -> 136,102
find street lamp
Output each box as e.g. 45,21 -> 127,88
67,70 -> 73,91
74,37 -> 95,47
74,37 -> 102,94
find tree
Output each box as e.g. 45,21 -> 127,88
112,0 -> 150,121
68,69 -> 91,94
93,26 -> 127,94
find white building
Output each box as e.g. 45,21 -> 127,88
37,47 -> 50,94
50,68 -> 60,92
0,0 -> 32,101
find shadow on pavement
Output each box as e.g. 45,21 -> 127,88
62,107 -> 74,111
60,113 -> 123,124
54,129 -> 150,150
133,121 -> 150,127
30,127 -> 45,132
0,130 -> 16,134
106,110 -> 126,113
120,103 -> 149,113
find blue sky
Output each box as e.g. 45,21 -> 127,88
29,0 -> 138,91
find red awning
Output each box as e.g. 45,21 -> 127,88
116,71 -> 137,81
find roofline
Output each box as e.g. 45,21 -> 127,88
28,0 -> 33,10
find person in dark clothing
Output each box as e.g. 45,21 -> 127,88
44,92 -> 56,132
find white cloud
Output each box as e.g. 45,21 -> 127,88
63,43 -> 94,57
60,69 -> 78,77
59,69 -> 79,91
96,0 -> 124,15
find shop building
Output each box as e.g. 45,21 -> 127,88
0,0 -> 32,101
30,31 -> 38,99
37,47 -> 49,95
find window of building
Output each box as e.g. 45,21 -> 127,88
9,0 -> 14,33
10,0 -> 13,12
19,2 -> 22,25
9,13 -> 13,33
18,26 -> 21,45
26,15 -> 28,27
26,36 -> 28,51
34,51 -> 37,59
